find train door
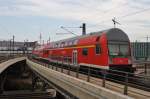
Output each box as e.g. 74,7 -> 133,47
72,50 -> 78,65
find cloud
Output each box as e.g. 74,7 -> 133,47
0,0 -> 127,21
0,0 -> 150,41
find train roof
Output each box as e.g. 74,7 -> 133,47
33,28 -> 130,50
51,28 -> 129,44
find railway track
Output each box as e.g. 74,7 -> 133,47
30,58 -> 150,98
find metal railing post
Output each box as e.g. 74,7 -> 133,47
49,63 -> 51,68
124,72 -> 128,95
52,63 -> 54,69
45,62 -> 47,68
48,64 -> 50,68
87,67 -> 90,82
76,66 -> 79,78
102,70 -> 106,87
144,63 -> 147,74
46,63 -> 48,68
68,65 -> 70,75
56,61 -> 58,71
67,59 -> 70,75
61,61 -> 63,73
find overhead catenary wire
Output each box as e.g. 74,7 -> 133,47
121,7 -> 150,18
86,2 -> 129,21
60,26 -> 79,36
87,7 -> 150,28
74,2 -> 129,29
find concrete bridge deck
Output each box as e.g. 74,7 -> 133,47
28,58 -> 150,99
0,57 -> 26,74
27,58 -> 133,99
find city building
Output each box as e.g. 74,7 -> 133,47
0,40 -> 38,55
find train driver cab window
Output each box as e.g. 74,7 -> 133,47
95,44 -> 101,54
82,48 -> 88,56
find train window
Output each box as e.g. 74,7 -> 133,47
71,41 -> 74,45
95,44 -> 101,54
57,44 -> 59,48
73,40 -> 78,45
60,43 -> 63,47
69,41 -> 72,46
65,42 -> 68,46
55,43 -> 58,48
61,42 -> 65,47
108,43 -> 129,56
82,48 -> 88,56
58,43 -> 61,48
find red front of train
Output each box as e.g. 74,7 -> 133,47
33,28 -> 133,73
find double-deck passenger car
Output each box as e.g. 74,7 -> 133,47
32,28 -> 134,73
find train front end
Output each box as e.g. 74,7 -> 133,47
106,28 -> 134,73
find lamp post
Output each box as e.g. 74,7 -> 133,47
24,39 -> 28,56
9,39 -> 12,57
145,36 -> 150,74
12,35 -> 15,56
26,39 -> 28,55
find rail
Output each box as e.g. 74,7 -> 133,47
29,57 -> 150,99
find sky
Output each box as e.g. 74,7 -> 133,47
0,0 -> 150,43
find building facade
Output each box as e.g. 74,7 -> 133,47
131,42 -> 150,61
0,40 -> 38,55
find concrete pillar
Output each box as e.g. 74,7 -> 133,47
0,75 -> 3,94
32,72 -> 36,91
42,81 -> 47,91
0,72 -> 7,94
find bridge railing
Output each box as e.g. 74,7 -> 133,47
29,57 -> 150,98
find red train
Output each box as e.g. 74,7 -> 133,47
32,28 -> 134,73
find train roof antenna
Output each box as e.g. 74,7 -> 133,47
112,17 -> 121,28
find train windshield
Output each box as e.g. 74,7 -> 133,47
108,42 -> 129,57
